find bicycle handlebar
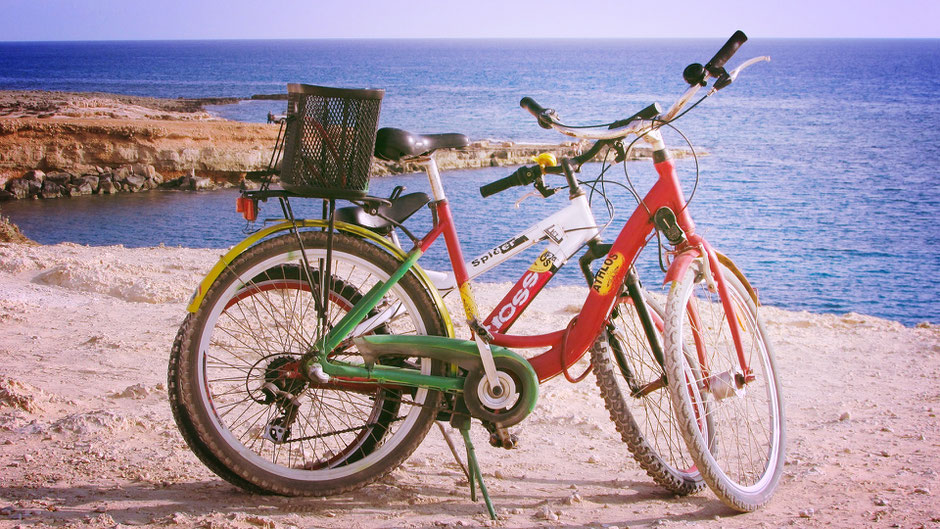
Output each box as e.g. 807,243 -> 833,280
705,30 -> 747,75
516,31 -> 757,141
485,32 -> 761,198
519,97 -> 556,129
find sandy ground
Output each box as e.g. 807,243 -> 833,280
0,242 -> 938,529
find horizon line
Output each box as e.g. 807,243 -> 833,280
2,36 -> 939,44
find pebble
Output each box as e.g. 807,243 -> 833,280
873,498 -> 888,506
493,469 -> 506,479
535,506 -> 559,521
799,508 -> 815,518
913,487 -> 930,495
564,493 -> 582,505
838,411 -> 851,421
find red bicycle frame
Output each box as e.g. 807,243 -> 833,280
414,150 -> 748,384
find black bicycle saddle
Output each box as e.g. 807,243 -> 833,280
374,127 -> 470,161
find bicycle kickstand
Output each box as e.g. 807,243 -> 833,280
450,414 -> 498,520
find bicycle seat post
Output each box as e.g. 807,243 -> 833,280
419,155 -> 447,202
418,155 -> 502,391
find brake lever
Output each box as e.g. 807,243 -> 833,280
534,177 -> 558,198
730,56 -> 771,79
514,176 -> 558,208
708,56 -> 770,94
514,190 -> 542,208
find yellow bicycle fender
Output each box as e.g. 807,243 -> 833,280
185,219 -> 455,337
716,251 -> 760,307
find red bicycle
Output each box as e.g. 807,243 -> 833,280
170,30 -> 785,517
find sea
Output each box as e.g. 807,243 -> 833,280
0,39 -> 938,325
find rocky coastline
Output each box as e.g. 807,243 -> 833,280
0,90 -> 696,202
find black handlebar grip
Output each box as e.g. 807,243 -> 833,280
520,97 -> 547,116
705,30 -> 748,75
520,97 -> 555,129
480,166 -> 539,197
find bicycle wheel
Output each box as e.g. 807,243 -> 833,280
592,293 -> 705,495
173,230 -> 448,496
168,315 -> 271,494
664,258 -> 785,511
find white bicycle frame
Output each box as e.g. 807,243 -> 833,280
417,159 -> 601,294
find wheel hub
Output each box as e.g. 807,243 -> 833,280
252,355 -> 307,404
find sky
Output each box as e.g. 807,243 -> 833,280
1,0 -> 938,41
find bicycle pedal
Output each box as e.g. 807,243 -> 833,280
489,431 -> 519,449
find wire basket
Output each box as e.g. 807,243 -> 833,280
279,83 -> 384,198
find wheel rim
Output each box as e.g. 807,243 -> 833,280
195,250 -> 433,482
679,265 -> 783,494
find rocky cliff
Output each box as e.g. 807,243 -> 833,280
0,118 -> 279,181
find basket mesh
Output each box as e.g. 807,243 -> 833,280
279,84 -> 383,198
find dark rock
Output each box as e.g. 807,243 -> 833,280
142,178 -> 157,191
159,176 -> 182,188
80,175 -> 100,193
40,181 -> 63,199
0,189 -> 14,201
125,174 -> 146,191
176,175 -> 192,189
8,179 -> 31,199
113,165 -> 132,183
27,179 -> 42,197
22,170 -> 45,183
98,178 -> 115,194
46,172 -> 72,185
73,182 -> 93,195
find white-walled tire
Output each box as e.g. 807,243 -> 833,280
663,259 -> 785,511
173,231 -> 447,496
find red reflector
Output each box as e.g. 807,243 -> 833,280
236,197 -> 258,221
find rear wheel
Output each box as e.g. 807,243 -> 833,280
592,292 -> 705,495
664,258 -> 785,511
172,231 -> 448,496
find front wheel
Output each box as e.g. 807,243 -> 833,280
663,258 -> 785,511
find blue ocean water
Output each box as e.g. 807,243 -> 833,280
1,39 -> 938,325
